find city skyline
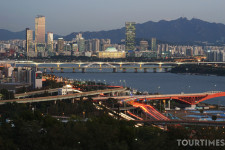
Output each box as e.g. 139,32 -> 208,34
1,0 -> 225,35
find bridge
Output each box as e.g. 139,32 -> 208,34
133,120 -> 225,126
0,88 -> 125,105
92,91 -> 225,105
10,61 -> 225,66
1,61 -> 223,73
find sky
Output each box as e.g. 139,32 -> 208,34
1,0 -> 225,35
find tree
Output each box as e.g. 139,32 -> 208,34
0,89 -> 14,100
199,109 -> 204,114
212,115 -> 217,121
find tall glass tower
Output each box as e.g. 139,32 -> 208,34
26,28 -> 33,58
35,15 -> 45,53
125,22 -> 136,51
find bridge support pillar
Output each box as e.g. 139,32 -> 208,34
82,68 -> 86,73
122,68 -> 126,73
144,68 -> 147,73
134,68 -> 138,73
73,68 -> 75,73
61,68 -> 64,73
164,68 -> 168,72
153,68 -> 157,73
71,99 -> 75,103
164,125 -> 168,131
54,100 -> 57,104
51,68 -> 53,73
113,68 -> 117,73
168,100 -> 171,110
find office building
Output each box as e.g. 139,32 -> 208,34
35,16 -> 45,44
57,38 -> 64,52
26,28 -> 33,57
151,38 -> 157,51
78,38 -> 85,52
35,15 -> 45,53
92,39 -> 100,52
125,22 -> 136,51
47,32 -> 54,52
140,40 -> 148,51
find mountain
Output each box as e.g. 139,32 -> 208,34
1,17 -> 225,43
0,29 -> 61,41
0,29 -> 26,41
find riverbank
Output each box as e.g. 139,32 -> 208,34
171,64 -> 225,76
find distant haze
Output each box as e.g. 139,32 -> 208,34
1,0 -> 225,35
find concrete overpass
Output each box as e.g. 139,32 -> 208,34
15,88 -> 60,99
0,88 -> 125,105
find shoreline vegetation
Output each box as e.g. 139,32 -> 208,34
170,65 -> 225,76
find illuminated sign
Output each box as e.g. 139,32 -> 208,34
36,73 -> 42,79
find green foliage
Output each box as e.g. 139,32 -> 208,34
0,102 -> 225,150
0,89 -> 14,100
171,64 -> 225,76
212,115 -> 217,121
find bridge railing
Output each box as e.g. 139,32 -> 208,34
204,91 -> 223,94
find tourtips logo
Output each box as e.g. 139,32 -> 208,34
177,139 -> 225,147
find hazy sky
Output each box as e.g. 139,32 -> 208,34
1,0 -> 225,35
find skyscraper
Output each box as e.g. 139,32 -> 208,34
57,38 -> 64,52
125,22 -> 136,51
47,32 -> 54,52
76,33 -> 85,52
35,16 -> 45,44
92,39 -> 100,52
151,38 -> 157,51
140,40 -> 148,51
26,28 -> 33,57
35,16 -> 45,54
78,37 -> 85,52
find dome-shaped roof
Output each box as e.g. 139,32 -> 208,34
105,47 -> 118,52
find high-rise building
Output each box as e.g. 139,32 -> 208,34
78,38 -> 85,52
47,32 -> 54,52
35,16 -> 45,44
140,40 -> 148,51
76,33 -> 85,52
57,38 -> 64,52
35,16 -> 45,54
125,22 -> 136,51
92,39 -> 100,52
26,28 -> 33,57
151,38 -> 157,51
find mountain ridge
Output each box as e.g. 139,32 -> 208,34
1,17 -> 225,43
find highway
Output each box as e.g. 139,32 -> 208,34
15,88 -> 60,99
0,88 -> 125,105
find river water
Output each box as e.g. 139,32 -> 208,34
16,63 -> 225,106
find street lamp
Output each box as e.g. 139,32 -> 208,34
123,80 -> 126,88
